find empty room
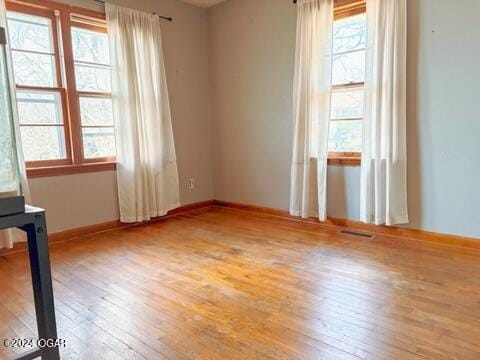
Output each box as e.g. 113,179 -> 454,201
0,0 -> 479,359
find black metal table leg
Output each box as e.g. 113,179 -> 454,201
24,211 -> 60,360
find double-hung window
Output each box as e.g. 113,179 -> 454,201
6,0 -> 115,177
328,0 -> 366,165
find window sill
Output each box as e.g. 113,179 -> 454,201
27,162 -> 116,178
328,157 -> 361,166
328,152 -> 361,166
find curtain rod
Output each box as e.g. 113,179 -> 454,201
92,0 -> 173,21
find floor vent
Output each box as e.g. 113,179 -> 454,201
339,229 -> 376,239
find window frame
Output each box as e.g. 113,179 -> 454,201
6,0 -> 116,178
328,0 -> 366,166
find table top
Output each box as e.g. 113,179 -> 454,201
0,205 -> 45,231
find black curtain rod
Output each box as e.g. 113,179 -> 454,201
92,0 -> 173,21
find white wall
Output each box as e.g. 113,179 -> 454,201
405,0 -> 480,237
208,0 -> 480,239
29,171 -> 119,232
208,0 -> 295,211
27,0 -> 214,233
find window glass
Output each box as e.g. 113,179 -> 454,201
79,97 -> 113,126
11,52 -> 56,87
328,120 -> 362,152
17,91 -> 63,125
74,63 -> 111,92
332,51 -> 365,85
20,126 -> 66,161
331,87 -> 364,120
71,27 -> 110,64
7,12 -> 53,53
333,13 -> 366,53
82,127 -> 116,159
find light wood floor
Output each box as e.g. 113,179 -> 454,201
1,207 -> 480,360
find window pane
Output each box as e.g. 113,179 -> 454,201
331,87 -> 364,120
7,12 -> 53,53
328,120 -> 362,152
71,27 -> 109,65
79,97 -> 113,126
75,63 -> 111,92
17,91 -> 63,125
82,127 -> 116,158
333,13 -> 366,54
332,51 -> 365,85
11,51 -> 56,87
20,126 -> 66,161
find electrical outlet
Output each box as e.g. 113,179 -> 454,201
188,177 -> 195,190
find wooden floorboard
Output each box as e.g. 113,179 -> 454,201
1,206 -> 480,359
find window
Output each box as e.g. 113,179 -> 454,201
6,1 -> 115,177
328,1 -> 366,165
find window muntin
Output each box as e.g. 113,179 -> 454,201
328,13 -> 366,154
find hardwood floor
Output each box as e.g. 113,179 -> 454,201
1,206 -> 480,360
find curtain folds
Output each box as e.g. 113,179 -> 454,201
361,0 -> 408,225
290,0 -> 333,221
106,3 -> 180,223
0,0 -> 31,249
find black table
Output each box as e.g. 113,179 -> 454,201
0,206 -> 60,360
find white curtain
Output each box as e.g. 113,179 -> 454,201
290,0 -> 333,221
106,3 -> 180,223
360,0 -> 408,225
0,0 -> 31,249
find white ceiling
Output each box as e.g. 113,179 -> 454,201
180,0 -> 226,8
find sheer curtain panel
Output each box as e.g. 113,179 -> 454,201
360,0 -> 408,225
106,3 -> 180,223
0,0 -> 30,249
290,0 -> 333,221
